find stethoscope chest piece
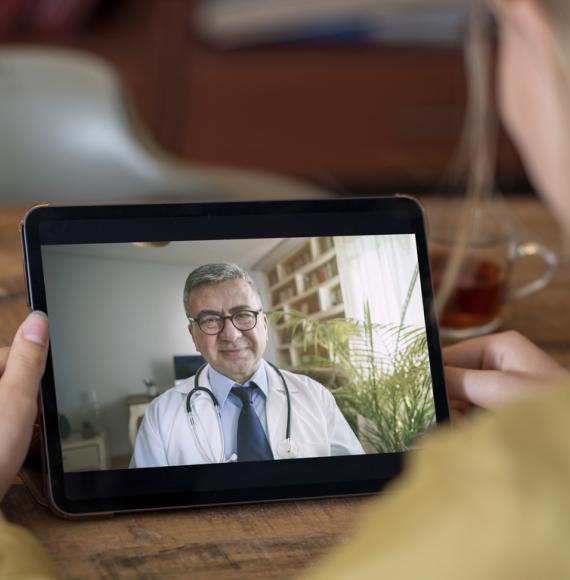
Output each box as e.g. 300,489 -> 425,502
277,438 -> 299,459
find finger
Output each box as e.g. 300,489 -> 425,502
445,365 -> 553,409
446,365 -> 514,407
443,334 -> 497,370
0,312 -> 49,402
444,331 -> 569,380
443,331 -> 528,372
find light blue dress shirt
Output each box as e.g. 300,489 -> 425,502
207,361 -> 270,461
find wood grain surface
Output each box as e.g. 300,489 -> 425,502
3,485 -> 367,579
0,197 -> 568,580
0,208 -> 29,346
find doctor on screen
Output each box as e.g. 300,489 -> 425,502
130,263 -> 364,467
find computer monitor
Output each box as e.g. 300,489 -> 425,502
173,355 -> 206,380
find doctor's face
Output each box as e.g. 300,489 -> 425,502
187,279 -> 268,385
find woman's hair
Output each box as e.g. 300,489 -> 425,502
437,0 -> 570,314
435,0 -> 498,314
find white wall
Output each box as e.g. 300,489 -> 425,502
43,249 -> 198,459
249,269 -> 278,363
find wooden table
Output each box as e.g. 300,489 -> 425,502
1,197 -> 569,579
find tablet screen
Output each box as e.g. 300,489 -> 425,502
42,233 -> 433,471
23,197 -> 448,514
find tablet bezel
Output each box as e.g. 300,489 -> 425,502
22,196 -> 449,516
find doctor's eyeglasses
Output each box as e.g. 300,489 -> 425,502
189,309 -> 263,335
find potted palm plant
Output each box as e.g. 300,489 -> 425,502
269,302 -> 435,453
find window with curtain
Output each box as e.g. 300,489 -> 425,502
334,234 -> 425,362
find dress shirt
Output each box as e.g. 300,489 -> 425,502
208,360 -> 270,461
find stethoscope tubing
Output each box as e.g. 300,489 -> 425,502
186,361 -> 292,440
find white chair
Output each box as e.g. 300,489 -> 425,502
0,47 -> 330,204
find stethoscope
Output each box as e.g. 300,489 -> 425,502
185,361 -> 298,463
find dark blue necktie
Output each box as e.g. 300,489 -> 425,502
231,384 -> 273,462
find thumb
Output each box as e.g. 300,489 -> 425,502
1,311 -> 49,401
0,312 -> 49,500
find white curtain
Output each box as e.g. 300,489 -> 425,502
334,234 -> 425,330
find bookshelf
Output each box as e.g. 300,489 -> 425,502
262,237 -> 345,368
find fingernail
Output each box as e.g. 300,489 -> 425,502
22,311 -> 49,345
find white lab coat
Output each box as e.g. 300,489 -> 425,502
130,363 -> 364,467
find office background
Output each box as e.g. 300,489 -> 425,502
0,0 -> 530,197
41,233 -> 428,469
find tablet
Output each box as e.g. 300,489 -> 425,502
22,196 -> 449,516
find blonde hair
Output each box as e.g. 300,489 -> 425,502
436,0 -> 497,314
437,0 -> 570,315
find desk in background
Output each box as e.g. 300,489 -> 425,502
0,198 -> 568,579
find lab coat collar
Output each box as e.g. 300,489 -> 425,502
173,376 -> 194,395
208,362 -> 269,409
172,360 -> 284,396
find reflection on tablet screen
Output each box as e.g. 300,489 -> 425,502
42,234 -> 435,472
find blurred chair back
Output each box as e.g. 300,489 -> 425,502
0,47 -> 328,204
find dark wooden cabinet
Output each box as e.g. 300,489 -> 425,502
3,0 -> 528,192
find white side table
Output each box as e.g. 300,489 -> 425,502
127,394 -> 154,448
61,431 -> 109,472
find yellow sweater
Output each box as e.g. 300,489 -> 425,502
0,523 -> 57,579
304,384 -> 570,579
3,384 -> 570,579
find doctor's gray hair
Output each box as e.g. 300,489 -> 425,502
183,263 -> 262,316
